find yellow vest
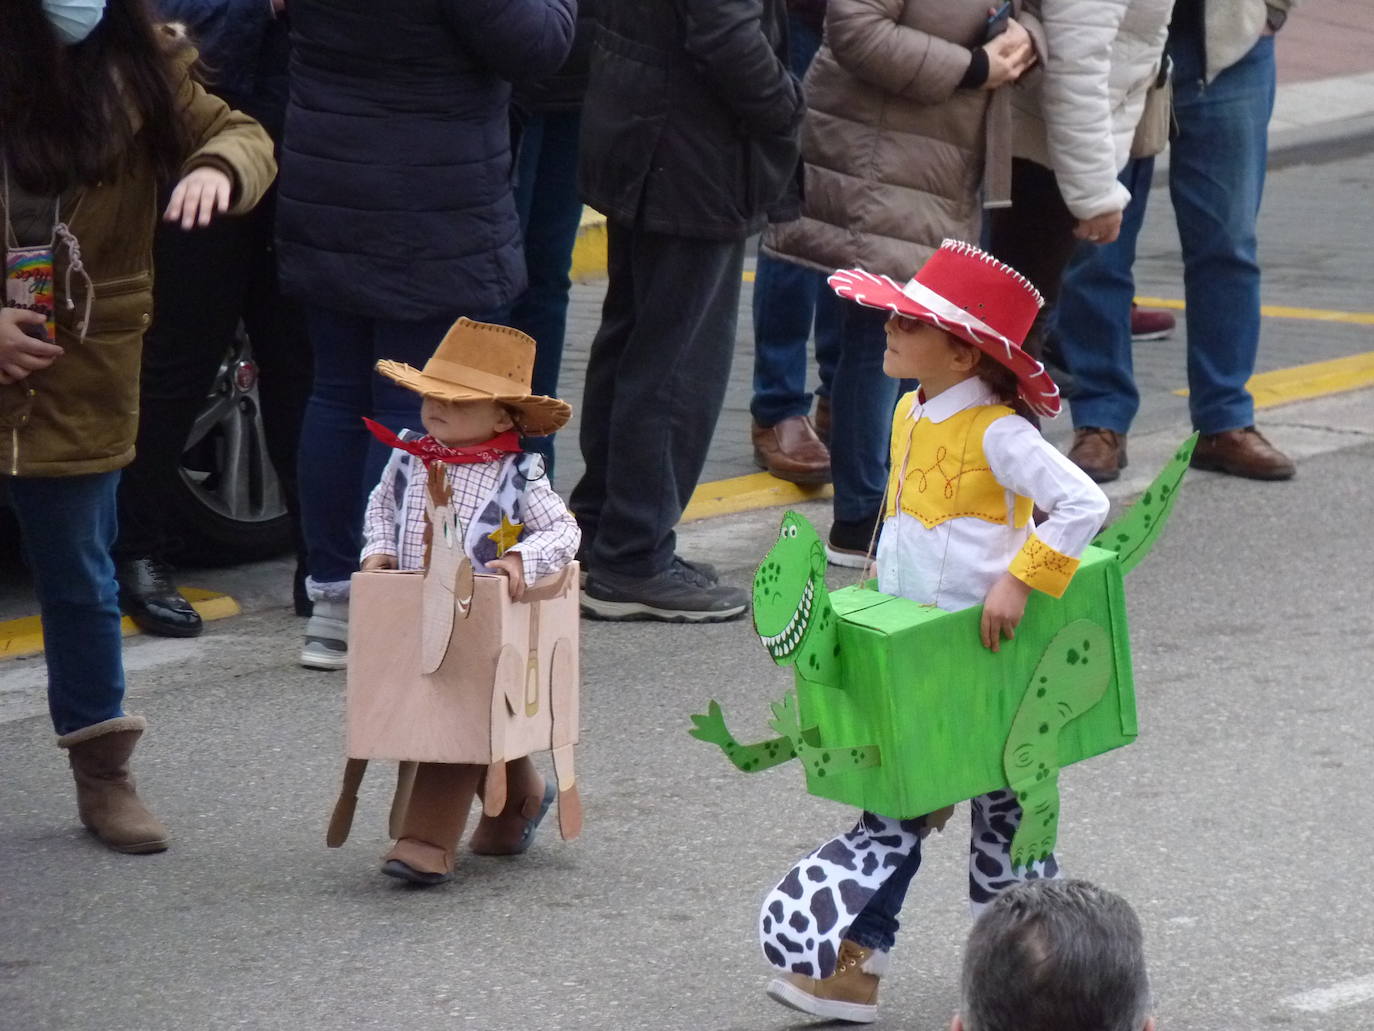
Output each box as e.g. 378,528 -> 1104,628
884,395 -> 1033,529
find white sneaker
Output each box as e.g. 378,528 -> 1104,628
300,600 -> 348,671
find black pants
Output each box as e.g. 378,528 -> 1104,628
571,220 -> 745,578
115,190 -> 311,561
983,157 -> 1079,370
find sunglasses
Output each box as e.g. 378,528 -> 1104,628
887,313 -> 928,334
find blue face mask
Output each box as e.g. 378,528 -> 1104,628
41,0 -> 108,45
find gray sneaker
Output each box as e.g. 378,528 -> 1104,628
581,561 -> 747,623
300,600 -> 348,670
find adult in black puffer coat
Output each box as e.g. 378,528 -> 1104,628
572,0 -> 803,623
276,0 -> 575,671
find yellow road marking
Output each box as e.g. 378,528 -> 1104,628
1135,296 -> 1374,327
0,588 -> 241,662
1174,351 -> 1374,408
682,471 -> 832,523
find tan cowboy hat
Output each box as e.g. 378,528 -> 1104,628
376,317 -> 571,436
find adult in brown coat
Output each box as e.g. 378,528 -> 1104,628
764,0 -> 1040,568
0,0 -> 275,853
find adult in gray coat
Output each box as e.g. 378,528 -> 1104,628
574,0 -> 803,622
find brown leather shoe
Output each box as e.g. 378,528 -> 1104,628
1191,426 -> 1295,480
1067,426 -> 1127,483
752,415 -> 831,485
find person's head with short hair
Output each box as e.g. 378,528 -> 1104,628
952,879 -> 1155,1031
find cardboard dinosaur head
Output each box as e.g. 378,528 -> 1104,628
753,512 -> 834,666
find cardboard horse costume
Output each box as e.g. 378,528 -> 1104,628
692,434 -> 1196,976
326,318 -> 583,878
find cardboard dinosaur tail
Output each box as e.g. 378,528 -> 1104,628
1089,434 -> 1198,576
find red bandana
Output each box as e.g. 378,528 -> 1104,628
363,418 -> 523,465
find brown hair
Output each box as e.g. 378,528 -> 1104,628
947,337 -> 1019,404
0,0 -> 191,195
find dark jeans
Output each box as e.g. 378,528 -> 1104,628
510,108 -> 584,477
297,306 -> 500,588
571,220 -> 745,577
830,303 -> 911,523
750,12 -> 840,427
983,158 -> 1080,376
116,193 -> 311,562
8,471 -> 125,735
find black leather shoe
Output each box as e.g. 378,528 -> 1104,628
116,557 -> 204,638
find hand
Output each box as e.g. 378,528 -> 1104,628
361,553 -> 397,572
983,19 -> 1036,89
980,572 -> 1033,652
0,308 -> 63,385
1074,210 -> 1123,244
272,0 -> 286,12
487,553 -> 526,601
163,167 -> 233,230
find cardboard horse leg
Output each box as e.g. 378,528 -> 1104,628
550,635 -> 582,841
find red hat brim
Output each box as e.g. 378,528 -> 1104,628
828,268 -> 1062,418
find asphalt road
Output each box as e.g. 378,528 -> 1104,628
2,405 -> 1373,1029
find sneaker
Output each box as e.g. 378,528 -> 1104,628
766,939 -> 885,1024
581,562 -> 748,623
300,599 -> 348,670
1130,303 -> 1175,341
826,512 -> 879,568
579,553 -> 717,588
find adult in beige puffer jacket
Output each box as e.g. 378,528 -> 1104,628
762,0 -> 1040,564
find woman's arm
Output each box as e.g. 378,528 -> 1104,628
826,0 -> 975,105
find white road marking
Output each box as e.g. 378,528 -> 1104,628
1284,974 -> 1374,1013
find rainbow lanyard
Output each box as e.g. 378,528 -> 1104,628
3,157 -> 90,344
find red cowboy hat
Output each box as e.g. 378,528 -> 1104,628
828,240 -> 1062,418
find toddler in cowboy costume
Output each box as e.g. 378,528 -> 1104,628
764,241 -> 1109,1023
359,317 -> 580,885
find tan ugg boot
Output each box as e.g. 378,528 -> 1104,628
57,716 -> 169,854
766,939 -> 885,1024
469,757 -> 556,856
381,762 -> 482,885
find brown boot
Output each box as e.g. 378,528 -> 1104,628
469,757 -> 556,856
766,939 -> 885,1024
381,762 -> 482,885
1191,426 -> 1295,480
752,416 -> 831,485
57,716 -> 168,854
1067,426 -> 1128,483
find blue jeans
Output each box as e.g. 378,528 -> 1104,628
830,304 -> 909,522
297,307 -> 502,588
510,108 -> 584,477
1056,30 -> 1276,435
750,13 -> 840,427
7,472 -> 126,735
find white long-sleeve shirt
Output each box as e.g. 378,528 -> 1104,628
876,377 -> 1109,612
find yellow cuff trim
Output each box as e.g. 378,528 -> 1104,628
1009,533 -> 1080,598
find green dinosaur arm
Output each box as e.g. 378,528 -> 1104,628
768,692 -> 881,780
689,701 -> 798,773
1091,434 -> 1198,576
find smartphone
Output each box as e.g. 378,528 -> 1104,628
985,1 -> 1013,40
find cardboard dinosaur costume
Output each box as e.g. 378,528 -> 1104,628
326,319 -> 583,883
690,242 -> 1196,981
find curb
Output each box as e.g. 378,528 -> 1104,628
0,588 -> 241,662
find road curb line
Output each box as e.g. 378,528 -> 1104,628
1173,351 -> 1374,409
0,588 -> 241,662
682,471 -> 832,523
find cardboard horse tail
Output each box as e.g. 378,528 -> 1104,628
327,458 -> 582,849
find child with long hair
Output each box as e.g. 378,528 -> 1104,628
0,0 -> 275,853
